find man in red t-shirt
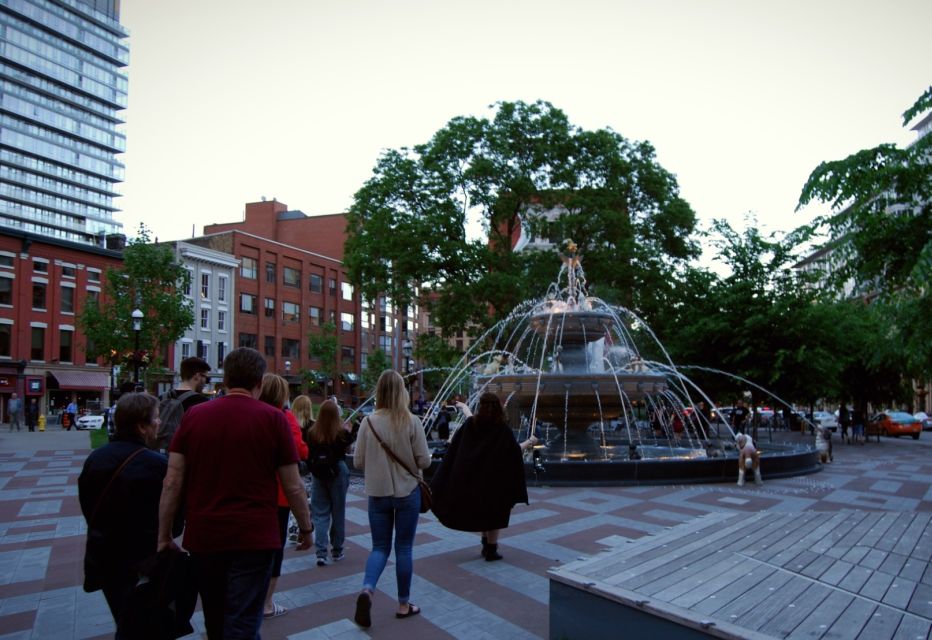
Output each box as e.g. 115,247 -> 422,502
158,348 -> 313,638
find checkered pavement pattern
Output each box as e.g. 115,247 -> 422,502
0,432 -> 929,639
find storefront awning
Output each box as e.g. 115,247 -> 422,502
48,370 -> 109,390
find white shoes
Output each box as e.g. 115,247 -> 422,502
737,470 -> 745,486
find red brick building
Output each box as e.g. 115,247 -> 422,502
0,229 -> 124,422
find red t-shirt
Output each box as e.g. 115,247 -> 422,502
170,393 -> 298,552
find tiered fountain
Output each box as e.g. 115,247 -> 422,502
423,241 -> 819,485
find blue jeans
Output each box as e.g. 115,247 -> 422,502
191,549 -> 274,639
363,488 -> 420,603
310,461 -> 349,558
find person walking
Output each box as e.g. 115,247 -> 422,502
25,398 -> 39,432
292,394 -> 314,443
257,373 -> 309,619
430,392 -> 530,561
8,392 -> 22,432
157,348 -> 313,639
78,393 -> 186,636
155,356 -> 211,451
307,399 -> 353,566
352,370 -> 431,628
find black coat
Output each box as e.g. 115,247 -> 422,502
430,416 -> 528,532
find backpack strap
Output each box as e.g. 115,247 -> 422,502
89,447 -> 147,527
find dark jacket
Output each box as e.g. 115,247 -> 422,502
430,416 -> 528,531
78,436 -> 171,586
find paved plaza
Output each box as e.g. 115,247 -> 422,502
0,427 -> 930,639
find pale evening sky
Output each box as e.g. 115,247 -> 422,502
118,0 -> 930,259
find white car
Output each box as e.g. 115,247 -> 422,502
75,410 -> 107,430
916,412 -> 932,431
811,411 -> 839,433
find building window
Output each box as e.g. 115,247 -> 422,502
282,338 -> 300,358
341,345 -> 355,361
309,274 -> 322,293
182,268 -> 192,296
341,282 -> 354,301
329,310 -> 336,324
0,276 -> 11,305
59,329 -> 73,362
33,260 -> 48,274
88,269 -> 101,283
200,308 -> 210,329
32,283 -> 47,310
283,301 -> 299,322
329,278 -> 337,296
217,310 -> 226,331
217,342 -> 226,369
217,275 -> 227,302
264,335 -> 275,356
239,333 -> 257,349
240,293 -> 256,314
61,265 -> 76,279
264,298 -> 275,318
309,306 -> 322,325
283,267 -> 300,288
0,324 -> 11,357
266,262 -> 276,284
241,257 -> 258,279
0,255 -> 13,268
201,273 -> 210,300
340,312 -> 354,332
196,340 -> 207,359
31,327 -> 45,360
61,286 -> 75,313
181,342 -> 191,358
86,289 -> 99,304
379,335 -> 393,352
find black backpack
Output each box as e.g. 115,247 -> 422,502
307,441 -> 341,480
156,390 -> 197,451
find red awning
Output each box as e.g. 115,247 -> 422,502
49,370 -> 109,390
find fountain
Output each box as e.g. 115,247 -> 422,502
415,241 -> 820,485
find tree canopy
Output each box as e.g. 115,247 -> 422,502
345,100 -> 700,335
797,88 -> 932,376
79,225 -> 193,378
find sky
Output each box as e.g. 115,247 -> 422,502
118,0 -> 931,260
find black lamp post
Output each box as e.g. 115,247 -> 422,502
132,308 -> 143,386
402,337 -> 412,406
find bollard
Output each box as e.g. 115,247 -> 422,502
38,415 -> 46,432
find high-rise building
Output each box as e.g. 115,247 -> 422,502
1,0 -> 128,246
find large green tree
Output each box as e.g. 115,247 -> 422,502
797,88 -> 932,377
306,321 -> 339,396
345,100 -> 699,336
79,225 -> 193,377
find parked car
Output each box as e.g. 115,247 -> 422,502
867,412 -> 921,439
75,409 -> 107,430
810,411 -> 839,433
915,412 -> 931,431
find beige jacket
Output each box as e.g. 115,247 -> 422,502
354,411 -> 431,497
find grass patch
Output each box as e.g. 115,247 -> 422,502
89,429 -> 110,449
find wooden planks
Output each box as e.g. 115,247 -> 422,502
551,509 -> 932,639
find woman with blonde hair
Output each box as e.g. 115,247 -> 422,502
291,395 -> 314,443
307,399 -> 352,565
352,370 -> 431,628
258,373 -> 308,618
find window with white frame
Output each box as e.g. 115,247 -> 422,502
341,312 -> 354,332
201,272 -> 210,300
182,268 -> 192,296
200,308 -> 210,329
87,268 -> 101,283
341,282 -> 354,301
181,342 -> 191,358
240,293 -> 256,314
217,275 -> 227,302
217,310 -> 226,332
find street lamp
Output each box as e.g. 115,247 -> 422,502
401,337 -> 413,407
284,360 -> 292,374
131,308 -> 143,385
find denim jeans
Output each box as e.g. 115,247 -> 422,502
362,487 -> 420,603
310,461 -> 349,558
191,549 -> 275,639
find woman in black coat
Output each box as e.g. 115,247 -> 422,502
430,392 -> 531,561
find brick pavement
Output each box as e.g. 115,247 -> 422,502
0,426 -> 929,639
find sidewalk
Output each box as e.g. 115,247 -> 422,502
0,429 -> 928,638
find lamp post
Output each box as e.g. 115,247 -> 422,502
401,337 -> 413,407
131,308 -> 143,386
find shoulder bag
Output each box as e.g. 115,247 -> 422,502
365,417 -> 432,513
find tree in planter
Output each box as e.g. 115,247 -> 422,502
79,224 -> 193,385
307,321 -> 339,397
345,100 -> 700,336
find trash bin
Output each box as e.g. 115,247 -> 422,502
38,415 -> 46,432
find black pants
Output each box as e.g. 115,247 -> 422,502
101,571 -> 138,639
191,549 -> 275,639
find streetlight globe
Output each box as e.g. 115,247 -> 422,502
131,308 -> 143,332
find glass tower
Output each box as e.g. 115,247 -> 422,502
0,0 -> 128,245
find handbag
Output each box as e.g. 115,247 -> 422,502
365,417 -> 432,513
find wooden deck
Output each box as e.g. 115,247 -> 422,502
550,510 -> 932,639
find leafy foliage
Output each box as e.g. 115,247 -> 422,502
79,225 -> 193,381
413,333 -> 463,393
361,348 -> 391,393
306,321 -> 339,394
345,100 -> 700,334
797,89 -> 931,376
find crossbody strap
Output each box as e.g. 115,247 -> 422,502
89,447 -> 146,527
364,417 -> 422,480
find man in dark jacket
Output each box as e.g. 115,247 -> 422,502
78,392 -> 184,636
